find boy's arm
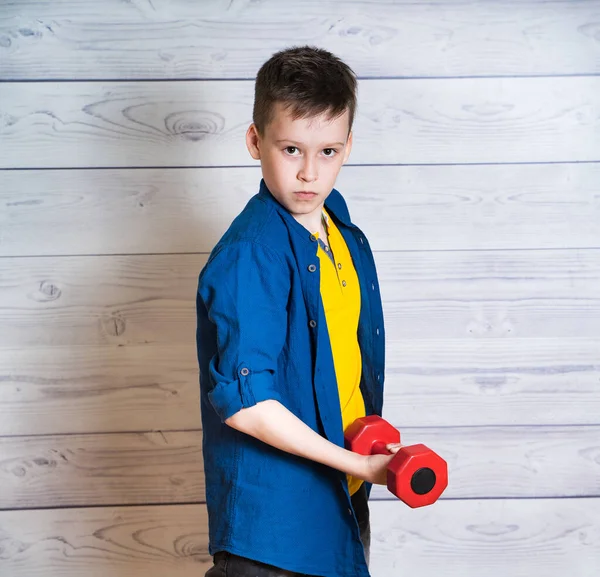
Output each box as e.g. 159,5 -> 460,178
227,399 -> 397,486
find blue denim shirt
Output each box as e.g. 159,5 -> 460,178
196,179 -> 385,577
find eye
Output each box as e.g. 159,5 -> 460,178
285,146 -> 299,155
323,148 -> 337,157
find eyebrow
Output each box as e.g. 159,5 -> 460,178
275,139 -> 346,147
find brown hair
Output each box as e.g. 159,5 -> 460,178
253,45 -> 357,136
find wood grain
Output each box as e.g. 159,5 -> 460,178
0,345 -> 200,435
1,77 -> 599,168
0,254 -> 207,347
2,426 -> 599,510
0,504 -> 211,577
1,338 -> 599,435
2,163 -> 600,256
0,499 -> 598,576
381,337 -> 600,429
0,431 -> 204,509
2,1 -> 599,79
369,497 -> 600,577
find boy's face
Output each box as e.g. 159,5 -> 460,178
246,101 -> 353,229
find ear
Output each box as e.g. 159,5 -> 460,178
246,124 -> 262,160
342,131 -> 353,164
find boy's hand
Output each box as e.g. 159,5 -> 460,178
361,443 -> 403,485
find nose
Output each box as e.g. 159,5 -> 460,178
298,157 -> 318,183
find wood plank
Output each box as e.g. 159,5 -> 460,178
0,254 -> 207,347
2,426 -> 599,510
0,345 -> 200,435
0,504 -> 211,577
1,77 -> 599,168
0,431 -> 204,509
2,1 -> 599,79
1,499 -> 598,576
369,497 -> 600,577
382,337 -> 600,428
2,248 -> 600,348
1,338 -> 599,436
2,163 -> 600,255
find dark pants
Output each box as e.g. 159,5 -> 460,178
205,483 -> 371,576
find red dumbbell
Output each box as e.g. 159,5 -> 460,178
344,415 -> 448,508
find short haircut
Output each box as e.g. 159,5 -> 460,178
253,45 -> 357,136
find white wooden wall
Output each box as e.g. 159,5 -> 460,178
1,1 -> 600,575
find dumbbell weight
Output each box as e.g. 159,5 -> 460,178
344,415 -> 448,508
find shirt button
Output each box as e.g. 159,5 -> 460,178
337,263 -> 342,270
377,374 -> 381,382
371,282 -> 375,291
376,327 -> 380,336
348,508 -> 353,516
359,237 -> 364,245
324,246 -> 329,252
308,264 -> 317,272
240,368 -> 249,376
342,280 -> 347,287
310,234 -> 317,242
309,320 -> 317,328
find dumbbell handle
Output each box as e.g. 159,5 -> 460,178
369,441 -> 400,456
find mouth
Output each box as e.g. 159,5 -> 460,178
294,191 -> 318,199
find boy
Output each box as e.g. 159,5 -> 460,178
196,46 -> 400,577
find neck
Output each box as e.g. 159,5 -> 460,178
293,203 -> 325,233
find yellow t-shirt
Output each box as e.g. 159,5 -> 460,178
314,208 -> 366,496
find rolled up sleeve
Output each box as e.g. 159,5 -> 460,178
198,241 -> 290,422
